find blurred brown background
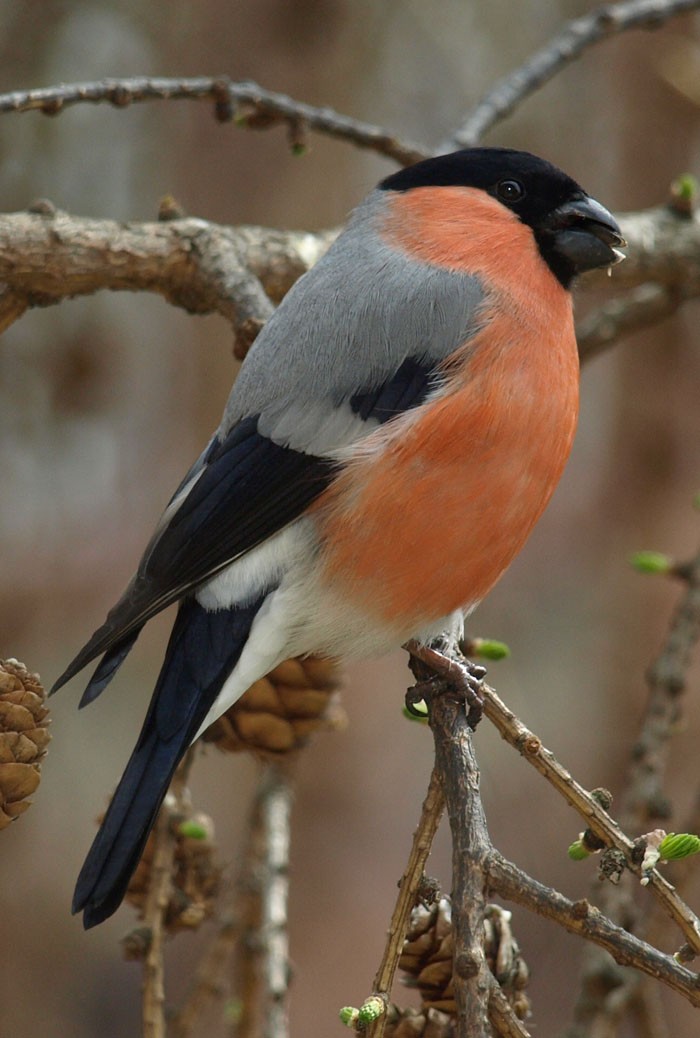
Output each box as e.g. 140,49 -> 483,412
1,1 -> 699,1035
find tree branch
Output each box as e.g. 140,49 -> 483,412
487,854 -> 700,1008
137,749 -> 196,1038
241,761 -> 295,1038
566,542 -> 700,1033
620,545 -> 700,833
577,197 -> 700,355
441,0 -> 700,150
428,690 -> 493,1037
576,283 -> 685,362
481,683 -> 700,959
366,766 -> 445,1038
0,205 -> 335,350
0,77 -> 428,167
0,201 -> 698,360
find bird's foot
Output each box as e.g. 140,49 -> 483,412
404,640 -> 487,730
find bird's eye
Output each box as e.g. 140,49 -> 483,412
496,179 -> 525,203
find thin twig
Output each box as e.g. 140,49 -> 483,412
568,543 -> 700,1033
487,854 -> 700,1007
481,683 -> 700,957
256,762 -> 294,1038
487,979 -> 531,1038
0,77 -> 428,167
577,283 -> 684,362
620,544 -> 700,833
141,748 -> 197,1038
365,766 -> 445,1038
141,807 -> 172,1038
228,761 -> 296,1038
442,0 -> 700,149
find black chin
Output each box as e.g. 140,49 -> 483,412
541,228 -> 622,287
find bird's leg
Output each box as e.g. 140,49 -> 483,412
404,640 -> 487,730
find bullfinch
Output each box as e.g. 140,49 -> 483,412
52,147 -> 624,928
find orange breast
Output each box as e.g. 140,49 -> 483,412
314,186 -> 579,632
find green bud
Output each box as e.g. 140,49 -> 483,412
568,840 -> 591,861
659,833 -> 700,861
358,997 -> 385,1025
673,174 -> 698,202
470,638 -> 510,660
692,491 -> 700,512
291,142 -> 307,157
630,551 -> 672,575
224,999 -> 243,1024
339,1007 -> 359,1028
178,820 -> 208,840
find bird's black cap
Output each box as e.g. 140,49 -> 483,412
380,148 -> 624,287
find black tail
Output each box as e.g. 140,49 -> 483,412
73,595 -> 264,928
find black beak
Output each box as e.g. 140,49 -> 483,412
545,195 -> 626,277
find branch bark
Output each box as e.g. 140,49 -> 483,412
366,767 -> 445,1038
487,855 -> 700,1008
429,692 -> 492,1038
481,683 -> 700,959
0,77 -> 428,167
567,544 -> 700,1034
1,202 -> 699,361
0,205 -> 335,349
137,749 -> 196,1038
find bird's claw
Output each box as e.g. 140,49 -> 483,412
405,676 -> 442,716
405,642 -> 487,730
459,659 -> 487,730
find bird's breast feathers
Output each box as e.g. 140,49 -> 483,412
313,188 -> 579,633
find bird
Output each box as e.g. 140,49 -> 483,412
52,147 -> 625,928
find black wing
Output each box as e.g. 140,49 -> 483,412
52,355 -> 444,698
52,416 -> 335,693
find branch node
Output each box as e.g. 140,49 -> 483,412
212,76 -> 234,122
516,733 -> 541,756
571,898 -> 591,920
454,950 -> 482,979
121,925 -> 153,961
40,97 -> 63,116
109,85 -> 133,108
27,198 -> 57,217
157,195 -> 187,222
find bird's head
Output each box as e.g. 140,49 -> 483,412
380,147 -> 626,288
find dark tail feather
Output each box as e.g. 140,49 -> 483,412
73,725 -> 181,927
78,631 -> 141,708
73,594 -> 265,928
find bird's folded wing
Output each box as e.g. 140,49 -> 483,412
51,416 -> 335,692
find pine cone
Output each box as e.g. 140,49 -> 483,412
483,904 -> 530,1021
398,898 -> 456,1014
394,897 -> 530,1027
202,656 -> 346,755
0,658 -> 50,830
125,805 -> 222,935
384,1006 -> 455,1038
